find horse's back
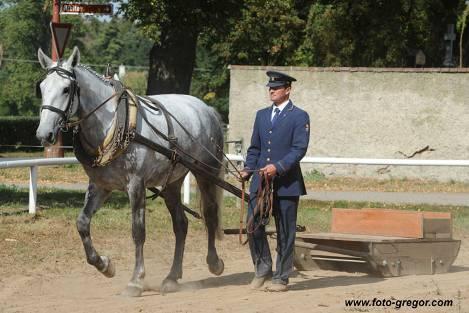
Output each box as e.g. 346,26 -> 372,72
145,94 -> 222,133
147,94 -> 215,116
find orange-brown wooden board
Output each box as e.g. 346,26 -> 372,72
331,208 -> 424,238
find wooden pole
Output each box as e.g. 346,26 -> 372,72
45,0 -> 64,158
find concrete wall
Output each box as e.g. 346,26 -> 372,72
228,65 -> 469,182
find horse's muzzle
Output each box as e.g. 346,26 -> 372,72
36,130 -> 56,146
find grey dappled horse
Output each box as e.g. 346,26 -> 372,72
36,47 -> 225,297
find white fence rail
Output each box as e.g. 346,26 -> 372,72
2,155 -> 469,214
0,157 -> 79,214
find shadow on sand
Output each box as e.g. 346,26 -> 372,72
141,270 -> 387,296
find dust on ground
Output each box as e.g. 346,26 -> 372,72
0,225 -> 468,313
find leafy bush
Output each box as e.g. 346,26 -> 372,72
0,116 -> 72,151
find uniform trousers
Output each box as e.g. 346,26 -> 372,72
247,193 -> 299,285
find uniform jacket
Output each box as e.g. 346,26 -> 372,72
244,101 -> 310,196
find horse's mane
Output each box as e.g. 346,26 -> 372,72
77,64 -> 113,86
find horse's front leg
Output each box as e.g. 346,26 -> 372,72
122,179 -> 146,297
76,183 -> 113,276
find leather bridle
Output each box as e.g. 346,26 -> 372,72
37,66 -> 80,131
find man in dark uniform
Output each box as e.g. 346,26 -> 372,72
240,70 -> 310,292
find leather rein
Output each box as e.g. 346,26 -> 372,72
239,172 -> 274,244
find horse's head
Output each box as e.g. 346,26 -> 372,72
36,47 -> 81,145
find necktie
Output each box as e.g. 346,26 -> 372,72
271,108 -> 280,126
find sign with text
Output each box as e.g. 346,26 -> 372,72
60,3 -> 113,15
50,22 -> 72,59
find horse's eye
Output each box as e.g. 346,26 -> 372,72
63,87 -> 70,94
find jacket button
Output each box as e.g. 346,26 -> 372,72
267,158 -> 270,161
269,130 -> 272,134
267,149 -> 271,152
268,141 -> 271,144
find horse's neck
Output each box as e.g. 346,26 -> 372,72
75,67 -> 116,149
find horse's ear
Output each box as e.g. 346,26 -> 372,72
38,48 -> 52,69
66,46 -> 80,68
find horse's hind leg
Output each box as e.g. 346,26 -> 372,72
160,177 -> 188,294
194,175 -> 224,276
76,183 -> 113,277
123,178 -> 147,297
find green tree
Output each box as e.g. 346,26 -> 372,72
83,17 -> 152,67
0,1 -> 152,117
294,1 -> 459,67
191,0 -> 305,121
211,0 -> 304,66
120,0 -> 241,95
0,0 -> 49,116
60,15 -> 88,58
190,41 -> 230,121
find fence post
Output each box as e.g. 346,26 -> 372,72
183,173 -> 190,204
29,166 -> 38,214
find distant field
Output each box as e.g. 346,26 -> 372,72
3,162 -> 469,193
2,184 -> 469,233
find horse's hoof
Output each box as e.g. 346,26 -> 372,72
208,258 -> 224,276
160,279 -> 179,295
122,283 -> 143,297
100,256 -> 115,278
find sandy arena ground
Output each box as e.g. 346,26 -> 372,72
1,232 -> 468,313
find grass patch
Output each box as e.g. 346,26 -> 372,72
2,185 -> 469,234
305,176 -> 469,193
304,169 -> 326,182
0,164 -> 88,185
3,151 -> 469,193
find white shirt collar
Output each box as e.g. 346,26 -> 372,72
272,99 -> 289,114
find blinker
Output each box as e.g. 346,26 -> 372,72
35,80 -> 42,99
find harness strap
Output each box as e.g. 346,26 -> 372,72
159,154 -> 179,194
133,133 -> 250,201
66,91 -> 121,129
136,98 -> 230,179
146,187 -> 202,219
239,181 -> 246,244
138,96 -> 178,146
137,99 -> 175,146
41,105 -> 67,120
138,96 -> 235,175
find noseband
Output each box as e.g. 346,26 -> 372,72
38,66 -> 80,131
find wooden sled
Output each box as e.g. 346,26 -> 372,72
293,208 -> 461,277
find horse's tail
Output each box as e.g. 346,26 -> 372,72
214,162 -> 225,240
210,107 -> 225,240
